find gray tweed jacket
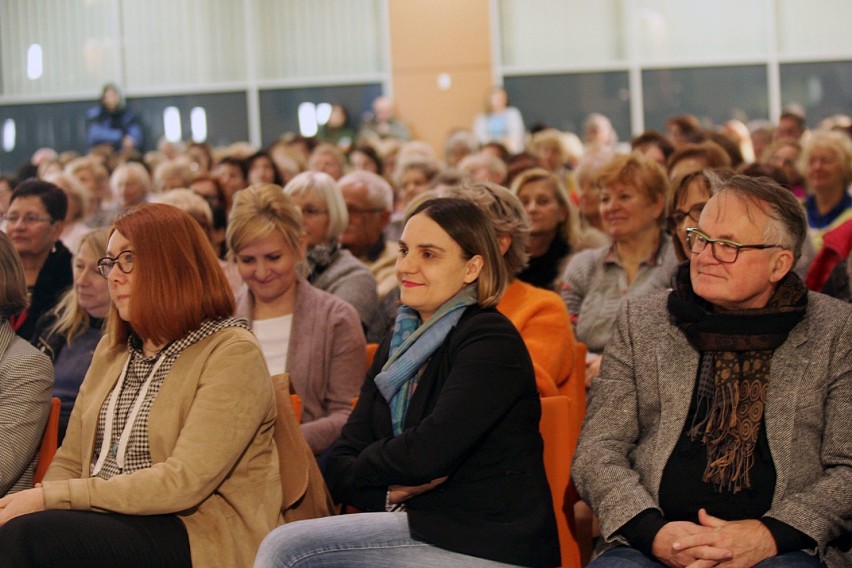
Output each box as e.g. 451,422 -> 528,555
0,320 -> 53,496
572,291 -> 852,567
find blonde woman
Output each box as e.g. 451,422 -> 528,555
32,228 -> 110,443
227,184 -> 366,457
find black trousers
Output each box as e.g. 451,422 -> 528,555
0,510 -> 192,568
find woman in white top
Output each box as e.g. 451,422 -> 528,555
227,184 -> 366,456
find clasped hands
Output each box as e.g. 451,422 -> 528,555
652,509 -> 777,568
388,476 -> 448,505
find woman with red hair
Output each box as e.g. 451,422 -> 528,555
0,203 -> 283,568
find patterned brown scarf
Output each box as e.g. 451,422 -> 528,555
667,262 -> 808,492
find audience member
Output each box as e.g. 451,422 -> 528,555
665,170 -> 717,262
511,168 -> 600,290
775,108 -> 808,142
213,156 -> 248,212
387,157 -> 440,241
228,185 -> 366,457
472,87 -> 525,154
3,180 -> 73,341
307,143 -> 346,181
0,203 -> 284,567
442,182 -> 578,397
0,231 -> 53,496
338,170 -> 398,298
584,113 -> 618,152
43,172 -> 92,254
256,198 -> 560,568
631,130 -> 675,167
267,138 -> 306,185
665,114 -> 703,148
530,128 -> 573,183
458,151 -> 508,185
358,96 -> 412,142
284,171 -> 378,325
667,140 -> 731,182
574,149 -> 617,236
801,130 -> 852,249
85,83 -> 143,153
247,150 -> 284,186
762,137 -> 806,199
185,141 -> 213,175
109,161 -> 151,214
64,157 -> 113,227
442,128 -> 479,168
31,229 -> 109,443
0,177 -> 14,225
573,175 -> 851,568
152,159 -> 191,194
317,104 -> 356,153
348,143 -> 382,174
749,120 -> 774,161
562,153 -> 677,384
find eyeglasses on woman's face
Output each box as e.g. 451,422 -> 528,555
685,228 -> 782,263
96,249 -> 135,278
666,203 -> 705,233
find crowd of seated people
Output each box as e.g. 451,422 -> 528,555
0,97 -> 850,567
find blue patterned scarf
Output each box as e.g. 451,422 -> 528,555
375,284 -> 478,435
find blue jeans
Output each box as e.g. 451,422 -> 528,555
588,546 -> 826,567
254,512 -> 520,567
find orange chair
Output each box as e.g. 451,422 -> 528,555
290,394 -> 302,423
540,395 -> 582,568
365,343 -> 379,369
34,397 -> 61,485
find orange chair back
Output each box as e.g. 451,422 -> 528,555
34,397 -> 61,485
540,395 -> 582,567
365,343 -> 379,369
290,394 -> 302,423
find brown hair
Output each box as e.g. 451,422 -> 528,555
406,198 -> 507,308
106,203 -> 235,347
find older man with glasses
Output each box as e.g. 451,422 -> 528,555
573,174 -> 851,568
338,170 -> 398,299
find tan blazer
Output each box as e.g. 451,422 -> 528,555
43,326 -> 282,568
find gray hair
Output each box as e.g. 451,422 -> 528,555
284,171 -> 349,241
337,170 -> 394,212
709,173 -> 807,263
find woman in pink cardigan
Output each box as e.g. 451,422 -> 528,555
227,184 -> 366,458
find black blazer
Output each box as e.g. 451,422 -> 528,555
327,305 -> 560,567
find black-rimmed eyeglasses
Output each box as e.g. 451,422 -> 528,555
685,228 -> 783,264
96,250 -> 135,278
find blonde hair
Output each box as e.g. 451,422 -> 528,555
226,184 -> 307,276
47,228 -> 109,344
510,167 -> 582,248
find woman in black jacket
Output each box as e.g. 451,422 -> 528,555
255,198 -> 559,568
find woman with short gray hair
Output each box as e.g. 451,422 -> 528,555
284,171 -> 378,325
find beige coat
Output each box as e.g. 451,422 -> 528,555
43,327 -> 282,568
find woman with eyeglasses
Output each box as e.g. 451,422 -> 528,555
31,228 -> 110,444
2,179 -> 73,341
228,184 -> 366,461
283,171 -> 378,326
561,153 -> 678,385
0,231 -> 53,498
0,203 -> 284,567
665,169 -> 718,262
